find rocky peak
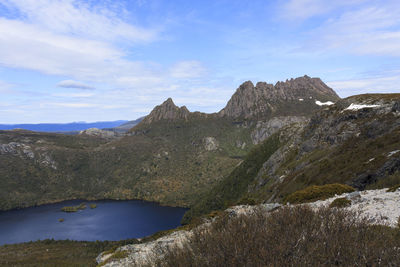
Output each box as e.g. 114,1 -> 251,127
219,75 -> 340,119
141,98 -> 190,124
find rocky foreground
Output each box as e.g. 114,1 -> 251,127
97,187 -> 400,266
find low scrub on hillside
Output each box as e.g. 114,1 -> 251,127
283,183 -> 355,204
0,239 -> 137,266
329,197 -> 351,208
152,206 -> 400,266
182,134 -> 281,224
387,184 -> 400,192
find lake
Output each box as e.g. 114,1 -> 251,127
0,199 -> 187,245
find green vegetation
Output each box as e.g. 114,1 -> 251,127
387,184 -> 400,192
255,107 -> 400,204
150,206 -> 400,266
236,197 -> 257,205
0,239 -> 138,267
182,134 -> 281,224
329,197 -> 351,208
283,184 -> 355,204
368,171 -> 400,191
0,116 -> 250,211
58,218 -> 64,222
61,203 -> 87,212
90,203 -> 97,209
98,250 -> 129,266
61,206 -> 78,212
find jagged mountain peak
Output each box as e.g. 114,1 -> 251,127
163,97 -> 176,106
140,98 -> 190,124
219,75 -> 340,119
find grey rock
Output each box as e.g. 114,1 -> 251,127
204,137 -> 218,151
79,128 -> 117,138
236,140 -> 246,149
251,116 -> 307,144
141,98 -> 190,124
219,76 -> 339,119
346,191 -> 361,200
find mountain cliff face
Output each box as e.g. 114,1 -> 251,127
141,98 -> 191,124
219,75 -> 339,119
0,76 -> 342,211
184,93 -> 400,223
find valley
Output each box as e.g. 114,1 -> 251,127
1,76 -> 400,266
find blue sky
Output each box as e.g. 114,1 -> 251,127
0,0 -> 399,123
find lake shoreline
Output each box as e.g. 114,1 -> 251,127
0,199 -> 187,246
0,196 -> 188,212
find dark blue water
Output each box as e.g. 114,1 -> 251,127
0,199 -> 187,245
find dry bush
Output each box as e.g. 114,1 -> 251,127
151,206 -> 400,267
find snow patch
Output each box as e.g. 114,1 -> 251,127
388,150 -> 400,157
315,100 -> 334,106
344,103 -> 380,111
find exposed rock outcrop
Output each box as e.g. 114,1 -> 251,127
79,128 -> 117,138
0,141 -> 57,169
97,230 -> 192,266
219,75 -> 340,119
251,116 -> 307,144
203,137 -> 218,151
310,188 -> 400,227
141,98 -> 190,124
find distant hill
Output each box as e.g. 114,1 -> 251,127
0,120 -> 129,133
102,117 -> 144,133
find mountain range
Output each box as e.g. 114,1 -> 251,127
1,75 -> 399,224
0,120 -> 131,133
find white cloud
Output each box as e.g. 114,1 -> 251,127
52,92 -> 95,98
0,0 -> 221,124
57,80 -> 95,90
281,0 -> 366,21
170,61 -> 207,79
44,102 -> 97,108
0,0 -> 161,84
296,2 -> 400,57
1,0 -> 157,43
0,18 -> 124,78
317,5 -> 400,56
328,75 -> 400,97
0,80 -> 14,93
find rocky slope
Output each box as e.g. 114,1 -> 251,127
184,93 -> 400,222
0,76 -> 340,210
97,187 -> 400,266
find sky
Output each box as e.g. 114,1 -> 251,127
0,0 -> 399,123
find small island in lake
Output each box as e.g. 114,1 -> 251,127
61,203 -> 87,212
90,204 -> 97,209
